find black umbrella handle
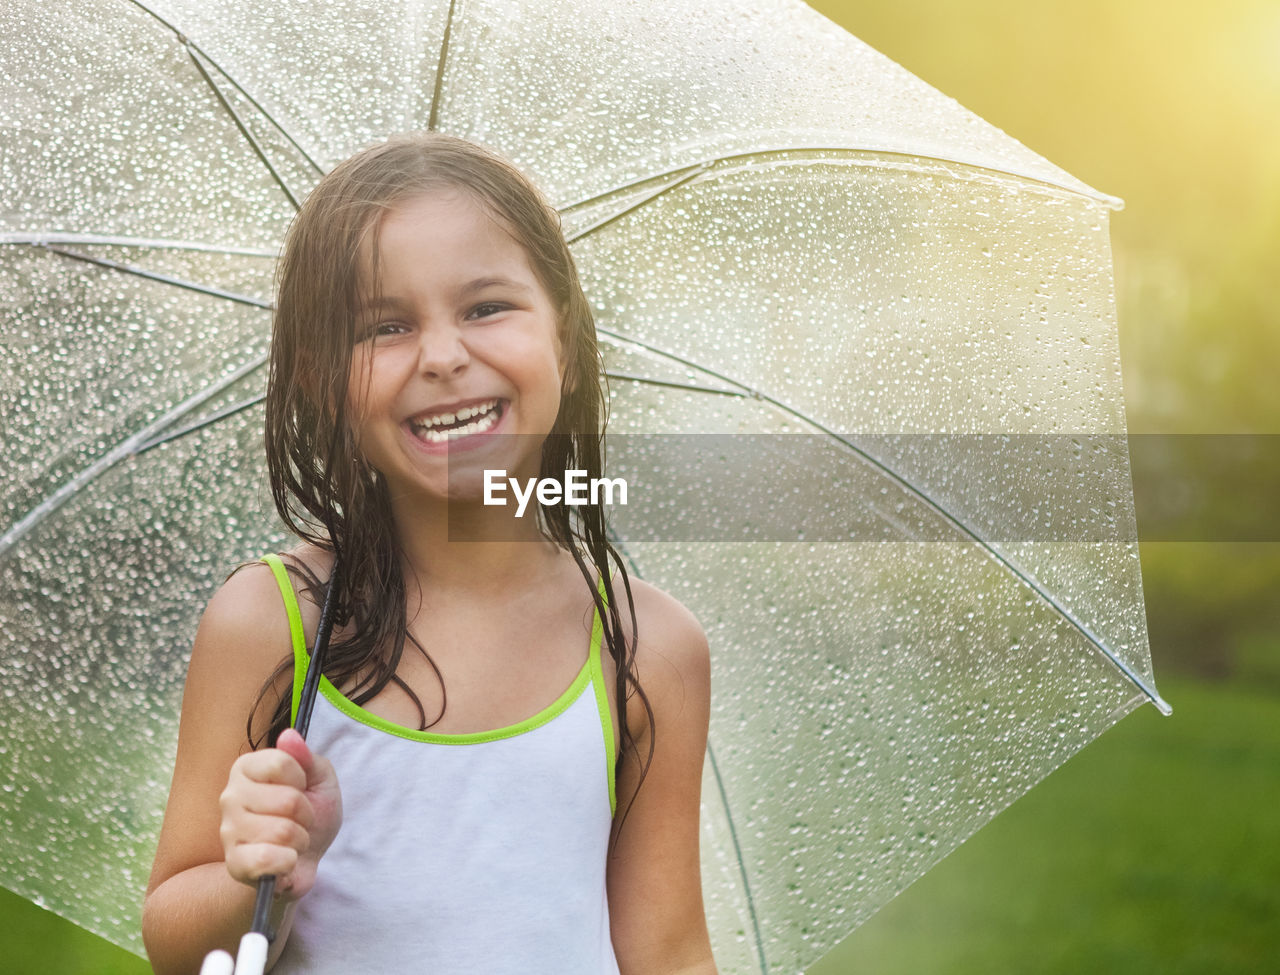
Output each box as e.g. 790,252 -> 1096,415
250,876 -> 277,938
250,567 -> 341,941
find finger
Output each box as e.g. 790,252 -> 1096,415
274,729 -> 313,777
221,811 -> 311,857
233,747 -> 308,791
226,841 -> 300,883
307,753 -> 340,795
277,729 -> 338,793
232,782 -> 315,830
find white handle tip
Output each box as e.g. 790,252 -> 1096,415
199,949 -> 235,975
232,932 -> 271,975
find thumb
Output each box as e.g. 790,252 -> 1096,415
275,727 -> 315,779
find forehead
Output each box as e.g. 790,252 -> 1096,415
359,188 -> 535,287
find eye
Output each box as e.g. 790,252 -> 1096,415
468,301 -> 511,320
356,320 -> 408,343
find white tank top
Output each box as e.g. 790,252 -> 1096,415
262,555 -> 620,975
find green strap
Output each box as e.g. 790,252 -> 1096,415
589,575 -> 618,817
261,553 -> 308,726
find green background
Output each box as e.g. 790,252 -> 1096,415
3,0 -> 1277,971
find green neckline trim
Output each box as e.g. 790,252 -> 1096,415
262,554 -> 612,749
315,663 -> 593,744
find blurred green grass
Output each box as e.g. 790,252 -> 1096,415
0,887 -> 149,974
809,675 -> 1280,973
1,676 -> 1273,973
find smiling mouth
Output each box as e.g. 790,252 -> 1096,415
408,398 -> 505,444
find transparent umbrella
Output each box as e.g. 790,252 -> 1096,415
0,0 -> 1168,971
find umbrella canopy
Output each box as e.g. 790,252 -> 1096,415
0,0 -> 1166,971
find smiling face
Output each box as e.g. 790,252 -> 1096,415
346,189 -> 565,505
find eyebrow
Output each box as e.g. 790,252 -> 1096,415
356,278 -> 534,317
355,295 -> 412,319
459,276 -> 534,297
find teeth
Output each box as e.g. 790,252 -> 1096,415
414,398 -> 499,430
411,399 -> 501,442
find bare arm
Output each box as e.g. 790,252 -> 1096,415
607,582 -> 719,974
142,562 -> 341,974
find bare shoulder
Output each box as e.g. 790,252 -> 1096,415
185,560 -> 295,712
624,577 -> 708,660
183,544 -> 330,736
618,577 -> 710,734
202,544 -> 333,637
203,559 -> 289,635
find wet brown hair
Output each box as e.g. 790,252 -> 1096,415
255,132 -> 651,816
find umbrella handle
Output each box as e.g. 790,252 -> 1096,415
293,568 -> 340,738
250,874 -> 276,936
226,565 -> 341,969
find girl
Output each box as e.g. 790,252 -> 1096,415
142,134 -> 717,974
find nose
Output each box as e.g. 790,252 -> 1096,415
416,323 -> 469,380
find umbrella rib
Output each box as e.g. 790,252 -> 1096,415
595,325 -> 1172,715
706,741 -> 770,975
43,245 -> 272,309
558,145 -> 1120,218
427,0 -> 459,131
0,354 -> 268,560
120,0 -> 325,176
182,46 -> 303,211
564,163 -> 711,243
134,392 -> 267,455
1,233 -> 276,258
605,372 -> 743,399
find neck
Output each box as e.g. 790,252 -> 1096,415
388,492 -> 566,598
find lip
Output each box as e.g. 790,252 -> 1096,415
402,397 -> 508,456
